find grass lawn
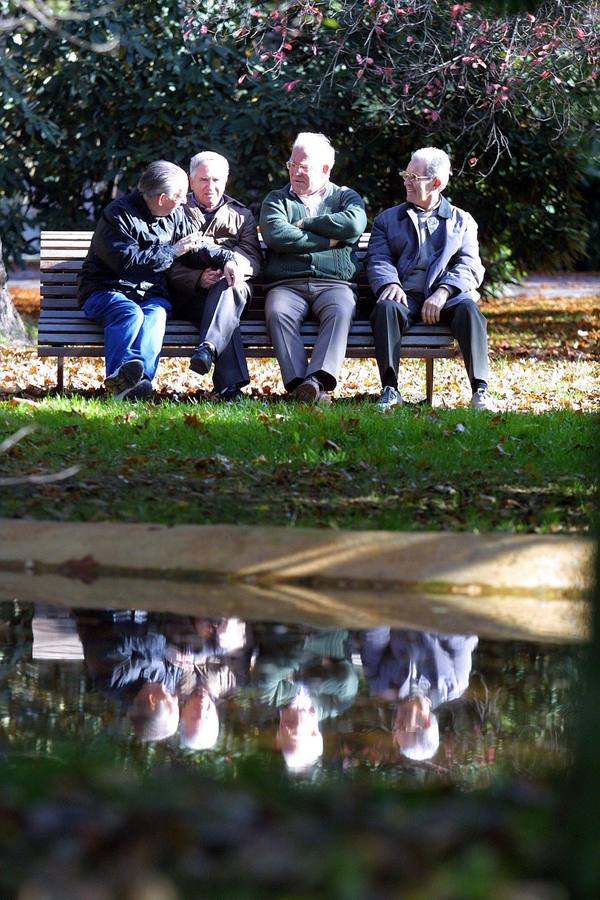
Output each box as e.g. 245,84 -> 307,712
1,397 -> 596,531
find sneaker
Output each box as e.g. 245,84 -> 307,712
376,385 -> 402,411
190,343 -> 216,376
122,378 -> 154,402
104,360 -> 144,398
470,388 -> 498,411
292,376 -> 322,403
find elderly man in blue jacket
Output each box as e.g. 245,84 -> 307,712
366,147 -> 496,411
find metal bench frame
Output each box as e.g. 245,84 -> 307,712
38,230 -> 457,401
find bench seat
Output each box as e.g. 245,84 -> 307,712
38,230 -> 457,401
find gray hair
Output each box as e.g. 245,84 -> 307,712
293,132 -> 335,169
190,151 -> 230,178
410,148 -> 451,184
138,160 -> 188,198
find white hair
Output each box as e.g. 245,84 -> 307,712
180,714 -> 220,751
293,132 -> 335,169
410,148 -> 451,184
189,151 -> 229,178
281,731 -> 324,771
129,703 -> 179,743
395,713 -> 440,761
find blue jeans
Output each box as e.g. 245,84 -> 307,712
83,290 -> 171,380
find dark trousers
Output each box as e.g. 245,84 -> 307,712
370,294 -> 489,390
173,278 -> 250,392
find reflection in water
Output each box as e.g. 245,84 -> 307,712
1,601 -> 580,783
253,626 -> 358,771
360,629 -> 477,761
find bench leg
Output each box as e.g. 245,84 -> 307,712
425,358 -> 434,405
57,358 -> 65,393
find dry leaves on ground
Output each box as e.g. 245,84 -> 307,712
3,284 -> 599,411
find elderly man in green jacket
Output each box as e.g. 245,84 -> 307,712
260,132 -> 367,404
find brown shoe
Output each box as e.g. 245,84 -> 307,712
292,376 -> 321,403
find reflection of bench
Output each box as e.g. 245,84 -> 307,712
32,604 -> 84,661
38,230 -> 457,401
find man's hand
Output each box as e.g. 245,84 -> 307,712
329,238 -> 340,247
377,283 -> 407,306
173,232 -> 204,257
421,287 -> 450,324
199,268 -> 222,289
223,259 -> 245,286
292,219 -> 305,229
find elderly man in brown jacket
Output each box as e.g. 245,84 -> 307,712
167,151 -> 262,400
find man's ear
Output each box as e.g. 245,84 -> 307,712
433,177 -> 442,189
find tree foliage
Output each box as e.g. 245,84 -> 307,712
0,0 -> 598,286
184,0 -> 598,170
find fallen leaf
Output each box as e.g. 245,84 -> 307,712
10,397 -> 38,407
183,412 -> 207,429
58,554 -> 99,584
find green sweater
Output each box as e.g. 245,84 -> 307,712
259,182 -> 367,283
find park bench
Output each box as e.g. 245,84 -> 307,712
38,230 -> 457,401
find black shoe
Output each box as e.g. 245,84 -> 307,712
190,343 -> 216,376
122,378 -> 154,402
292,376 -> 322,403
218,385 -> 245,402
105,360 -> 144,398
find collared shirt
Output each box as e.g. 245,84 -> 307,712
188,194 -> 225,226
402,200 -> 443,294
290,182 -> 332,217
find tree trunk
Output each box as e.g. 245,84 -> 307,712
0,235 -> 30,343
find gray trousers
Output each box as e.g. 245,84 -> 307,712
264,279 -> 356,391
371,294 -> 489,390
173,278 -> 250,392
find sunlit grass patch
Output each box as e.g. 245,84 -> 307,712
1,397 -> 596,532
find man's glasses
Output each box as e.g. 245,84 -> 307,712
399,171 -> 434,184
286,160 -> 314,174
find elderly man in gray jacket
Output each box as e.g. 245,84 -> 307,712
366,147 -> 496,411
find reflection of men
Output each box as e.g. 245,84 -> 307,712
260,132 -> 367,404
179,663 -> 236,751
168,152 -> 262,400
79,160 -> 236,400
359,628 -> 478,761
74,611 -> 195,743
366,147 -> 496,411
253,626 -> 358,771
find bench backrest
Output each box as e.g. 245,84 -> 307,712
40,231 -> 374,315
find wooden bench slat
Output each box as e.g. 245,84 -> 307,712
42,286 -> 80,297
41,260 -> 87,271
41,249 -> 91,259
40,231 -> 94,244
40,240 -> 97,249
40,273 -> 81,284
